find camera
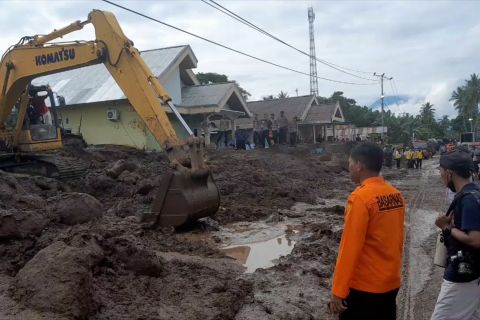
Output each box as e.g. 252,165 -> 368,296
450,250 -> 474,276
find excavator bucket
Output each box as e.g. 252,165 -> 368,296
141,137 -> 220,228
146,170 -> 220,227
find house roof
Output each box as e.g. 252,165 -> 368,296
246,95 -> 316,121
32,45 -> 198,105
236,95 -> 315,128
236,95 -> 343,128
179,82 -> 251,117
303,101 -> 344,124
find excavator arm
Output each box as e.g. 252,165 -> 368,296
0,9 -> 220,227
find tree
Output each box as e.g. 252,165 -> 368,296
450,73 -> 480,132
277,91 -> 289,99
196,72 -> 251,101
196,72 -> 228,84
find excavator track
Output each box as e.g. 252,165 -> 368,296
0,153 -> 89,181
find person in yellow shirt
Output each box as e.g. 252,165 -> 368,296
329,142 -> 406,320
405,148 -> 414,169
416,149 -> 424,169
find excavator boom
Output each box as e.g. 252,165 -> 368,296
0,9 -> 220,227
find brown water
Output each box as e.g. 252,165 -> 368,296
222,232 -> 297,273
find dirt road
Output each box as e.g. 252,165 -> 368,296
395,159 -> 447,320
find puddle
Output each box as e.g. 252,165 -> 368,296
221,232 -> 297,273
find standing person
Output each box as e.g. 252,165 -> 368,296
384,145 -> 393,168
215,117 -> 230,148
288,116 -> 298,146
329,142 -> 405,320
416,149 -> 424,169
278,111 -> 289,144
355,134 -> 362,142
412,149 -> 419,169
260,113 -> 271,148
252,114 -> 262,148
270,113 -> 279,145
405,148 -> 413,169
394,148 -> 402,169
432,150 -> 480,320
234,125 -> 246,150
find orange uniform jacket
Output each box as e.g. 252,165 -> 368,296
332,177 -> 405,299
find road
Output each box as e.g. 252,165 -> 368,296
392,158 -> 447,320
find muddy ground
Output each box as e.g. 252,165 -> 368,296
0,144 -> 443,319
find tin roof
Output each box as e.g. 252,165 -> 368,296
236,95 -> 343,128
179,82 -> 251,117
32,45 -> 197,105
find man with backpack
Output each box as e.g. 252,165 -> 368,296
432,150 -> 480,319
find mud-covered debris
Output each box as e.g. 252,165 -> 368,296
49,192 -> 103,225
12,240 -> 104,319
136,180 -> 155,195
106,159 -> 138,179
105,235 -> 165,277
117,171 -> 141,185
0,209 -> 49,239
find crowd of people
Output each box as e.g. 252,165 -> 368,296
215,111 -> 300,150
383,146 -> 429,169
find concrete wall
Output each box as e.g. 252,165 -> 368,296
162,67 -> 182,105
58,100 -> 191,151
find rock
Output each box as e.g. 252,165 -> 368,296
198,217 -> 220,231
50,192 -> 103,225
106,159 -> 138,179
107,236 -> 165,277
12,240 -> 104,319
33,177 -> 51,190
117,171 -> 141,185
0,209 -> 49,239
14,194 -> 47,210
85,174 -> 116,193
136,181 -> 154,195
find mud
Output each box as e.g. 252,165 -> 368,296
0,143 -> 440,319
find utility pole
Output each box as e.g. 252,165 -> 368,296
373,72 -> 392,142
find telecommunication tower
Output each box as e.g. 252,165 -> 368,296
308,7 -> 318,96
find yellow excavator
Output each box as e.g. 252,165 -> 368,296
0,9 -> 220,227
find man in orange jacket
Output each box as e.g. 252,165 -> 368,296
329,142 -> 406,320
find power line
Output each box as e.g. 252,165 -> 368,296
201,0 -> 378,81
101,0 -> 377,86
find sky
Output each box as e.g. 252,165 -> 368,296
1,0 -> 479,119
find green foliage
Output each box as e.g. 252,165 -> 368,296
325,92 -> 447,144
450,73 -> 480,133
277,90 -> 289,99
197,72 -> 228,84
196,72 -> 251,101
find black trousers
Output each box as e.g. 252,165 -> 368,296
289,132 -> 297,146
418,159 -> 422,169
216,131 -> 228,147
279,127 -> 287,144
339,288 -> 399,320
262,130 -> 271,147
395,158 -> 401,169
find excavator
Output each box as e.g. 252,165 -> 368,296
0,9 -> 220,227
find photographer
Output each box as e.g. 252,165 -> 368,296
432,150 -> 480,320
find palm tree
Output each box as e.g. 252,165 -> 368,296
450,74 -> 480,132
420,102 -> 436,124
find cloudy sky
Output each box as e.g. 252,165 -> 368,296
1,0 -> 479,118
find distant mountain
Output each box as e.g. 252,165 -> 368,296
368,95 -> 416,109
